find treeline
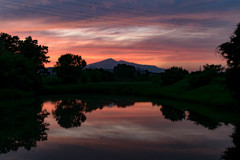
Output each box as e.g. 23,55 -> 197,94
45,59 -> 151,84
0,33 -> 150,92
0,22 -> 240,100
151,64 -> 225,88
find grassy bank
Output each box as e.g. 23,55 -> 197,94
0,79 -> 236,107
0,89 -> 35,99
42,80 -> 236,106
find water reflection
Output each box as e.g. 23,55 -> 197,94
53,99 -> 86,128
161,105 -> 186,122
187,111 -> 222,130
0,100 -> 49,154
0,96 -> 239,160
221,124 -> 240,160
51,97 -> 138,129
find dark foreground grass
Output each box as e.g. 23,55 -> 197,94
0,89 -> 35,99
42,80 -> 236,106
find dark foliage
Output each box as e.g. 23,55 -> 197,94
161,105 -> 186,122
0,33 -> 50,91
0,33 -> 50,74
226,68 -> 240,99
189,64 -> 224,88
82,68 -> 114,83
19,36 -> 49,75
0,51 -> 40,91
217,23 -> 240,68
161,66 -> 189,85
54,53 -> 86,83
217,23 -> 240,98
113,64 -> 137,81
187,111 -> 222,130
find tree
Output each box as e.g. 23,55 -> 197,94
203,64 -> 225,73
82,68 -> 114,83
54,53 -> 87,83
189,64 -> 225,88
19,36 -> 49,74
0,33 -> 19,54
113,64 -> 137,81
217,23 -> 240,98
161,66 -> 189,85
0,33 -> 50,74
0,33 -> 48,91
217,23 -> 240,68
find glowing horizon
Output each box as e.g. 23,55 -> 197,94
1,0 -> 239,71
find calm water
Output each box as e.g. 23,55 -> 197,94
0,96 -> 238,160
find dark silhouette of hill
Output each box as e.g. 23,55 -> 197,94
86,58 -> 165,73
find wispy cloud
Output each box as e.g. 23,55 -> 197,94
0,0 -> 239,70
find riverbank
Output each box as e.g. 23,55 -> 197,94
0,80 -> 236,107
42,81 -> 236,106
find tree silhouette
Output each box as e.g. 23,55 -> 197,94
113,64 -> 137,81
217,23 -> 240,68
217,23 -> 240,99
0,33 -> 19,54
189,64 -> 224,88
0,33 -> 50,74
19,36 -> 49,74
82,68 -> 114,83
54,53 -> 87,83
161,66 -> 189,85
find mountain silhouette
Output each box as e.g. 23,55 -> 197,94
87,58 -> 165,73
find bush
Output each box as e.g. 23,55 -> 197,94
189,64 -> 225,88
114,64 -> 137,81
189,72 -> 212,88
161,66 -> 189,85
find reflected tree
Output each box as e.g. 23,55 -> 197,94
221,124 -> 240,160
187,111 -> 222,130
160,105 -> 186,122
51,97 -> 140,129
115,100 -> 135,108
52,99 -> 87,128
0,100 -> 49,154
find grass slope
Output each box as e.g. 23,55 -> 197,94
42,80 -> 236,106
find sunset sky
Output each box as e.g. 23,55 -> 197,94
0,0 -> 239,71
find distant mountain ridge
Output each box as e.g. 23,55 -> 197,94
87,58 -> 165,73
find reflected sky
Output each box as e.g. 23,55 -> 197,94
0,101 -> 233,160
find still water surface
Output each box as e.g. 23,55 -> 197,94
0,96 -> 236,160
